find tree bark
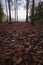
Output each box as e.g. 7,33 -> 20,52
5,0 -> 8,22
31,0 -> 35,24
26,0 -> 29,22
8,0 -> 11,22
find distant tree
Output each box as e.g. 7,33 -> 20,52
38,0 -> 41,21
14,0 -> 18,22
14,0 -> 16,22
5,0 -> 8,22
7,0 -> 12,22
0,2 -> 4,22
16,0 -> 18,22
26,0 -> 29,22
30,0 -> 35,24
34,1 -> 43,23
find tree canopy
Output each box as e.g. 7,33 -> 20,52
34,1 -> 43,23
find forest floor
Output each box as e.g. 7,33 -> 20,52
0,22 -> 43,65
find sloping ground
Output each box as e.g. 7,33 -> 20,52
0,22 -> 43,65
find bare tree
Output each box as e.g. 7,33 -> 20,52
5,0 -> 8,22
26,0 -> 29,22
38,0 -> 41,21
7,0 -> 11,22
31,0 -> 35,24
16,0 -> 18,22
0,0 -> 4,22
14,0 -> 18,22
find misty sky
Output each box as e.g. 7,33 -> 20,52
1,0 -> 43,21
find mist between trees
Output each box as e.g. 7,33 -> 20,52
0,0 -> 43,24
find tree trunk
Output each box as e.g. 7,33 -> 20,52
8,0 -> 11,22
0,0 -> 3,22
14,0 -> 18,22
5,0 -> 8,22
26,0 -> 29,22
39,0 -> 41,21
16,0 -> 18,22
31,0 -> 35,24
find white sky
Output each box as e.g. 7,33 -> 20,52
4,7 -> 27,19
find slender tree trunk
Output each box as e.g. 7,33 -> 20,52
14,0 -> 16,22
14,0 -> 18,22
31,0 -> 35,24
8,0 -> 11,22
16,0 -> 18,22
39,0 -> 41,21
0,0 -> 3,22
26,0 -> 29,22
5,0 -> 8,22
